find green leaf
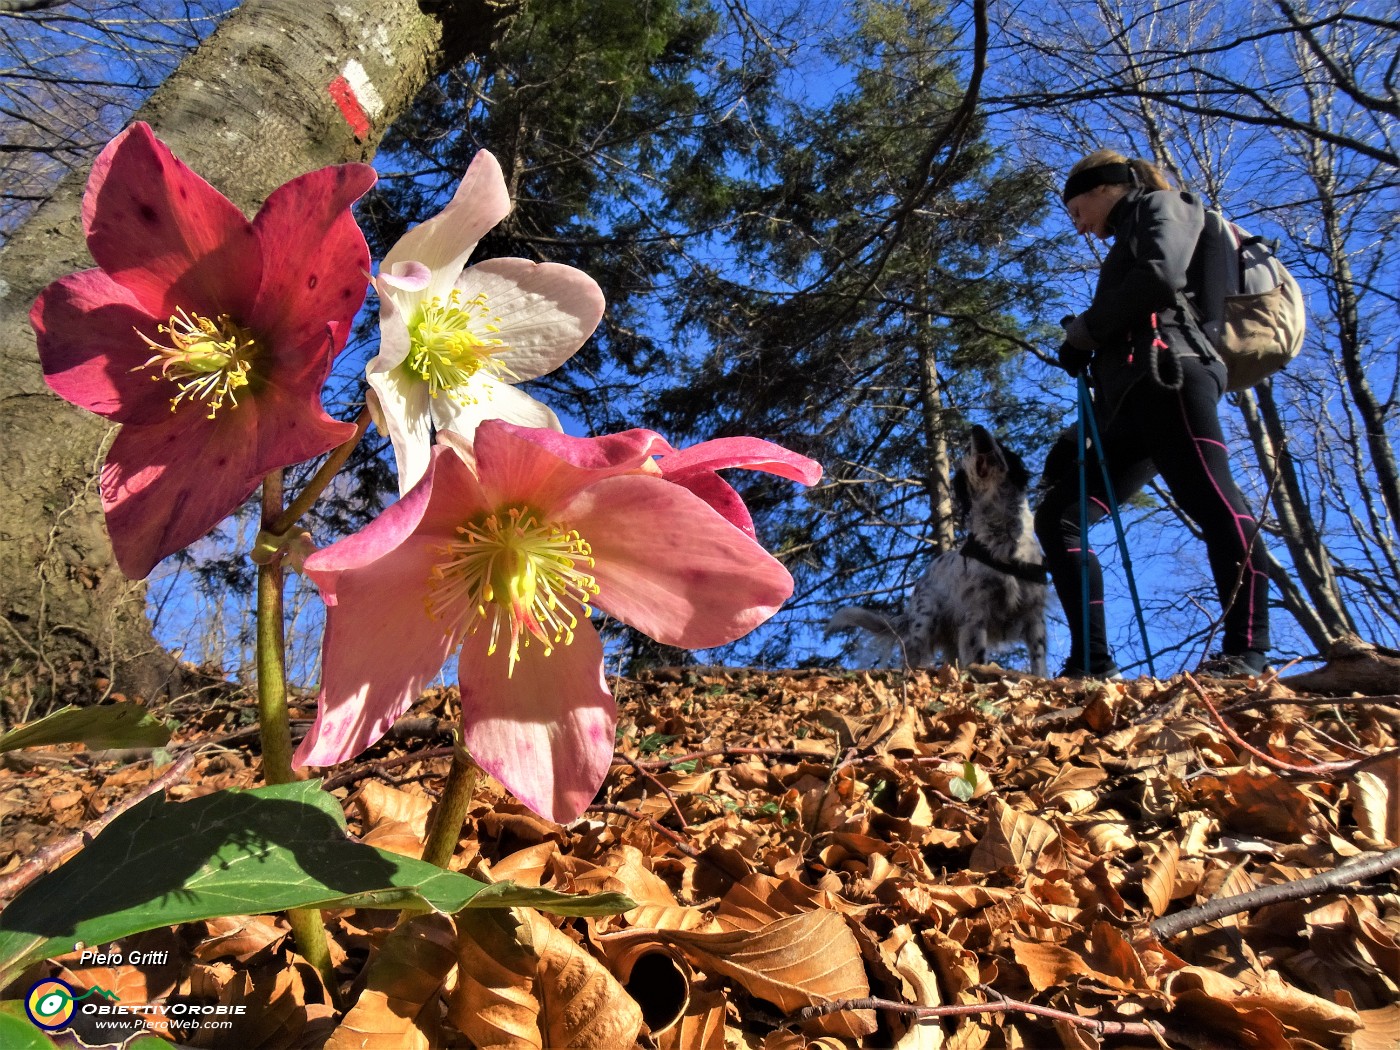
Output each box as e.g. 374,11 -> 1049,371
950,761 -> 979,802
0,780 -> 631,987
0,704 -> 172,753
0,1000 -> 58,1049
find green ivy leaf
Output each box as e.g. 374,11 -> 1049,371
950,761 -> 979,802
0,780 -> 631,987
0,704 -> 172,753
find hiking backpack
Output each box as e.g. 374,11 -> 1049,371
1191,209 -> 1307,391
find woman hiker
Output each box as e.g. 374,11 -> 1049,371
1035,148 -> 1272,679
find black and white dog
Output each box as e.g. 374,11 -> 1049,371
826,425 -> 1048,675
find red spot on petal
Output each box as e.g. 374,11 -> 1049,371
138,204 -> 158,224
307,274 -> 319,289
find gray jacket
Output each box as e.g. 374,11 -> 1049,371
1071,187 -> 1225,417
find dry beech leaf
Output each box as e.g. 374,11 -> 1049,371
610,942 -> 691,1037
1166,986 -> 1293,1050
891,937 -> 944,1050
1086,922 -> 1150,990
359,818 -> 429,859
451,908 -> 642,1050
1358,753 -> 1400,847
489,841 -> 561,884
1352,1004 -> 1400,1050
196,915 -> 288,963
657,986 -> 727,1050
348,780 -> 432,838
325,914 -> 458,1050
1231,970 -> 1362,1039
186,961 -> 238,1002
660,909 -> 876,1039
1010,938 -> 1095,993
450,909 -> 542,1049
1141,837 -> 1181,917
215,964 -> 313,1050
1348,770 -> 1396,847
969,798 -> 1064,873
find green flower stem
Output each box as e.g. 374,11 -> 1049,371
270,405 -> 372,537
421,743 -> 480,869
256,470 -> 343,1009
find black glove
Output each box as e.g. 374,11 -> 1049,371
1057,340 -> 1094,377
1060,313 -> 1097,351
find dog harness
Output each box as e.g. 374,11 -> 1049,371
959,536 -> 1048,585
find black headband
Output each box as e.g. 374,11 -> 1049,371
1061,161 -> 1135,204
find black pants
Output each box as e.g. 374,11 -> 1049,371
1035,355 -> 1271,669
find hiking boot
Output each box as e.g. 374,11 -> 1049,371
1196,650 -> 1270,678
1057,659 -> 1122,681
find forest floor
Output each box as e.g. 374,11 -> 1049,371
1,662 -> 1398,1049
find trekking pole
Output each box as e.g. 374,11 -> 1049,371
1075,379 -> 1092,674
1077,375 -> 1158,678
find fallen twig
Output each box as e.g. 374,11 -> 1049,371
586,802 -> 703,862
792,993 -> 1166,1040
1224,693 -> 1400,712
320,745 -> 456,791
616,754 -> 691,830
630,744 -> 836,770
1187,673 -> 1365,777
1150,844 -> 1400,939
0,750 -> 197,903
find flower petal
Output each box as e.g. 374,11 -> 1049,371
653,437 -> 822,538
249,162 -> 376,357
366,361 -> 436,495
458,620 -> 613,824
378,261 -> 432,293
294,535 -> 457,767
472,420 -> 671,512
82,122 -> 260,319
295,448 -> 490,766
459,258 -> 605,379
101,414 -> 263,579
563,473 -> 795,648
429,376 -> 563,445
666,471 -> 756,537
380,150 -> 511,302
32,269 -> 175,425
658,436 -> 824,486
249,355 -> 360,474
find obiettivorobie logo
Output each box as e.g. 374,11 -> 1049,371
24,973 -> 247,1037
24,979 -> 111,1031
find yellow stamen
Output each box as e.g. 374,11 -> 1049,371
404,290 -> 515,403
133,308 -> 257,419
426,506 -> 600,675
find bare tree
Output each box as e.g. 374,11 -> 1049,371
0,0 -> 233,240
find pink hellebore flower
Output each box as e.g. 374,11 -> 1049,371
367,149 -> 606,494
295,420 -> 822,824
31,122 -> 376,579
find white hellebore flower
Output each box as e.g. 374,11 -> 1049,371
366,149 -> 606,493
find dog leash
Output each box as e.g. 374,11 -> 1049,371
1076,375 -> 1158,677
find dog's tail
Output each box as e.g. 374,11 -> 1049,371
825,606 -> 902,641
826,606 -> 912,666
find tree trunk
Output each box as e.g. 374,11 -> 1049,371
0,0 -> 511,713
1236,384 -> 1355,650
914,279 -> 955,554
